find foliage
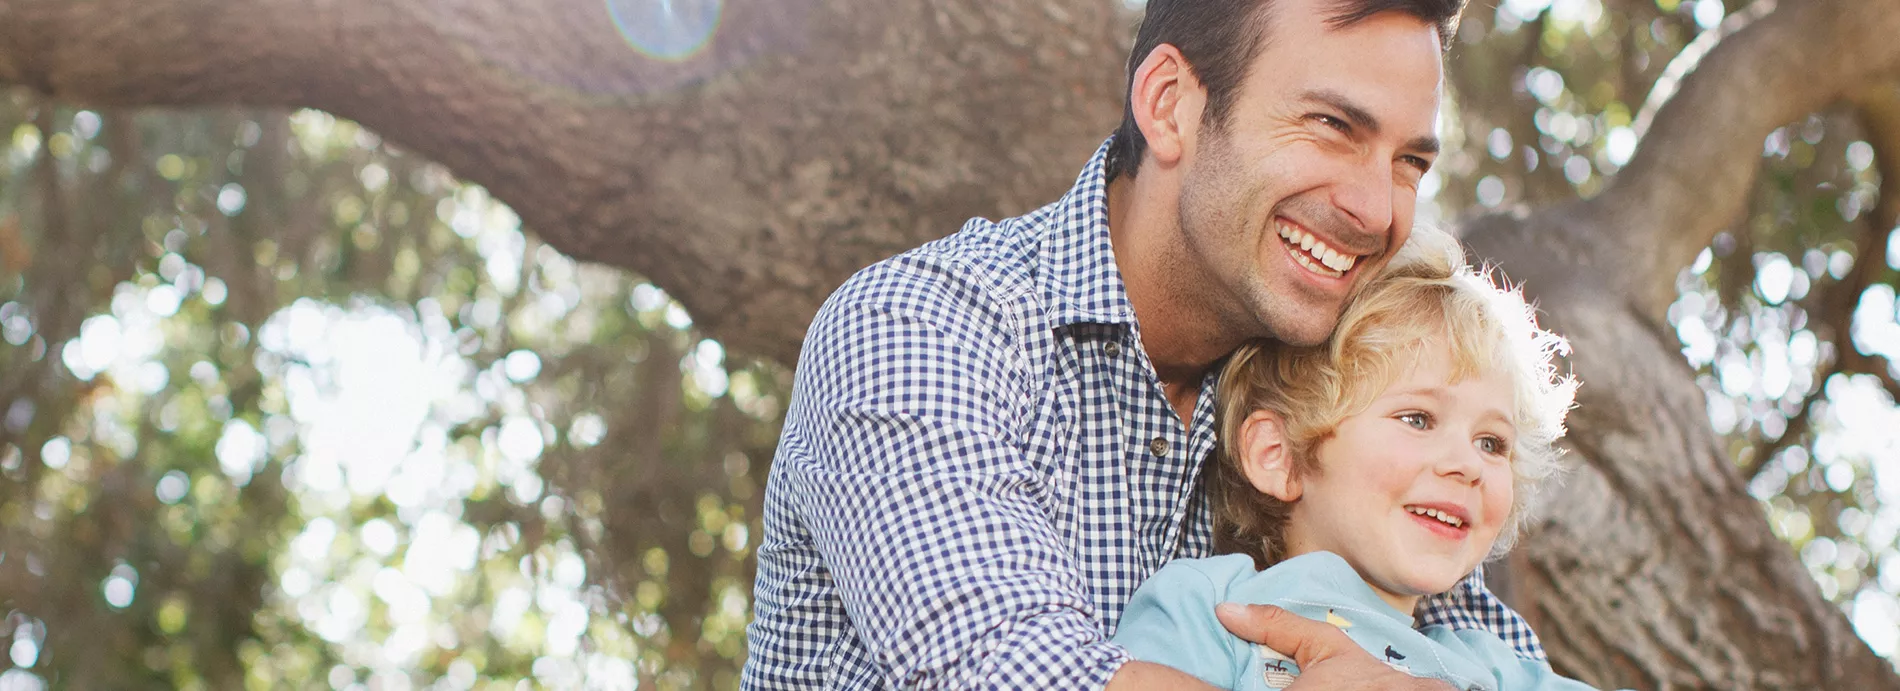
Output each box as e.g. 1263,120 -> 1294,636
0,97 -> 785,689
0,0 -> 1897,688
1436,0 -> 1900,656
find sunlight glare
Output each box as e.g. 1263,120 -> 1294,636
1854,590 -> 1900,657
216,419 -> 268,485
1694,0 -> 1725,30
607,0 -> 723,61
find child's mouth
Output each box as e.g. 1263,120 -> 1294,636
1405,505 -> 1468,532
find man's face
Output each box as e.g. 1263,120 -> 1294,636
1177,0 -> 1444,346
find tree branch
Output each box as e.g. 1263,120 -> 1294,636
0,0 -> 1138,363
1834,84 -> 1900,404
1743,83 -> 1900,483
1583,0 -> 1900,321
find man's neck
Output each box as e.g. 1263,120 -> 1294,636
1106,175 -> 1244,388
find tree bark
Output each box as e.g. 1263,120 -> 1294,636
0,0 -> 1134,364
6,0 -> 1899,687
1454,3 -> 1900,687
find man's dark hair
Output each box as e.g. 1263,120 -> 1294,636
1102,0 -> 1467,182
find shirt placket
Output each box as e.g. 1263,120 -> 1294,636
1104,331 -> 1207,570
1173,368 -> 1220,559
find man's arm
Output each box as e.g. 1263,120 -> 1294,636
779,283 -> 1128,688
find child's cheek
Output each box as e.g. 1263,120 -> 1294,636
1483,471 -> 1514,526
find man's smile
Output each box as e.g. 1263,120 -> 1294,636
1276,218 -> 1363,278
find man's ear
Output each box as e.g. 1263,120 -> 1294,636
1239,410 -> 1302,502
1127,43 -> 1205,169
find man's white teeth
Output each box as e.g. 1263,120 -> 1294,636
1291,252 -> 1341,278
1407,506 -> 1464,528
1276,223 -> 1358,275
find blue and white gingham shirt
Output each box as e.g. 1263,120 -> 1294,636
743,139 -> 1545,690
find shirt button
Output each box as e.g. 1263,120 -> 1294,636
1148,437 -> 1169,457
1104,342 -> 1121,358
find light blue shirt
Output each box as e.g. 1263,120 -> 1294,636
1113,552 -> 1598,691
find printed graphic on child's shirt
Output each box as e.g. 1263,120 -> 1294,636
1383,645 -> 1411,674
1254,644 -> 1299,689
1252,609 -> 1366,689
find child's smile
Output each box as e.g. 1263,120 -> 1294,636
1404,503 -> 1471,535
1276,338 -> 1517,614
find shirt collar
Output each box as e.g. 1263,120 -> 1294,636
1040,137 -> 1138,327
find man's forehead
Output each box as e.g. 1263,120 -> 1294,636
1264,0 -> 1447,37
1267,17 -> 1444,110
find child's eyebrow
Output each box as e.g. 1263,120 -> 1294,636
1387,386 -> 1449,401
1479,410 -> 1517,431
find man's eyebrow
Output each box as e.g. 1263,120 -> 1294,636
1302,89 -> 1381,135
1302,88 -> 1441,157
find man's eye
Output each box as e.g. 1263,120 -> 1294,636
1310,114 -> 1350,133
1397,412 -> 1430,430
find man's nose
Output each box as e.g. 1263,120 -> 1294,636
1330,159 -> 1396,240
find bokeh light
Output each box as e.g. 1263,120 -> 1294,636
606,0 -> 723,61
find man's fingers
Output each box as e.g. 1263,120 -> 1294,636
1215,602 -> 1358,669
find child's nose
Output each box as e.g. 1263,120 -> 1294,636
1434,442 -> 1485,485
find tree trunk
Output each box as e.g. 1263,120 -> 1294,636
1468,211 -> 1898,687
5,0 -> 1899,686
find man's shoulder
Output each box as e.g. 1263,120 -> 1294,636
840,212 -> 1047,308
815,208 -> 1059,346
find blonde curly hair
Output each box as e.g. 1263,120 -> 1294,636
1208,225 -> 1578,569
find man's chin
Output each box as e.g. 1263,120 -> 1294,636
1260,316 -> 1339,347
1244,287 -> 1344,345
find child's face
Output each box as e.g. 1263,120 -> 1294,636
1282,341 -> 1516,612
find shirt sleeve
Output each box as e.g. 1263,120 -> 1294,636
1111,561 -> 1245,689
777,276 -> 1128,690
1416,564 -> 1547,661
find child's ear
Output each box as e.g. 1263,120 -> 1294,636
1240,410 -> 1302,502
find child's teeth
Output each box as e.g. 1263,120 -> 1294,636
1409,506 -> 1464,528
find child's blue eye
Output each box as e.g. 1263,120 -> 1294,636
1398,412 -> 1430,430
1477,437 -> 1508,456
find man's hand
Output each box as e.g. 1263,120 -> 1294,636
1217,603 -> 1458,690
